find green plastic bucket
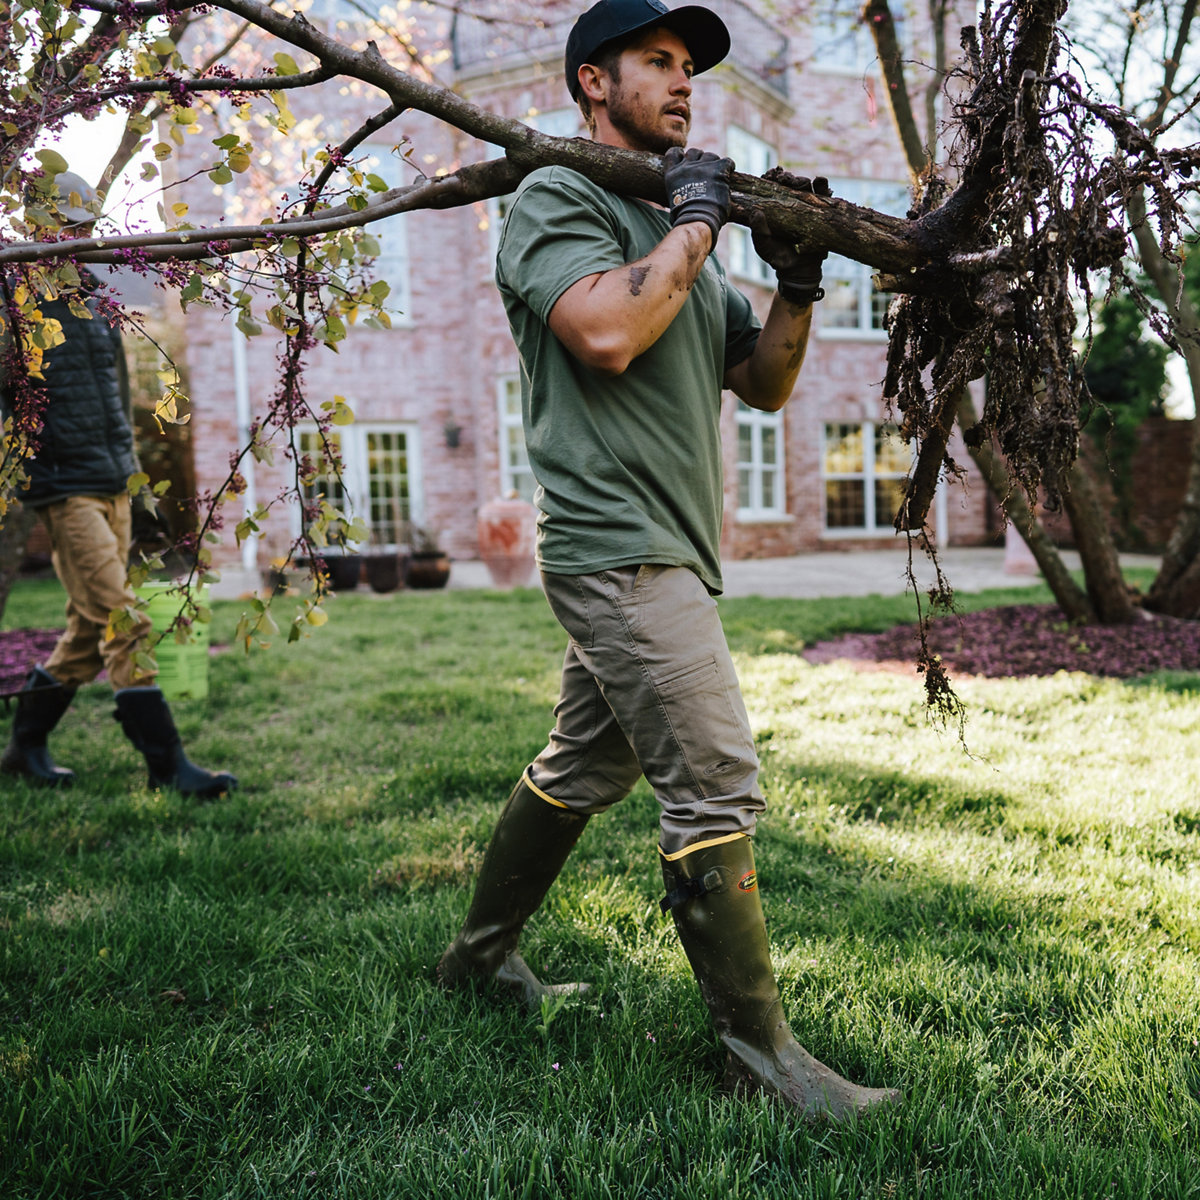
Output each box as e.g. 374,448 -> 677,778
137,582 -> 210,701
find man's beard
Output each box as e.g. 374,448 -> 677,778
607,87 -> 690,153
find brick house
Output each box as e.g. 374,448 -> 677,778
179,0 -> 990,593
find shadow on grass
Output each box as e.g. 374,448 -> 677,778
761,755 -> 1010,835
1122,670 -> 1200,695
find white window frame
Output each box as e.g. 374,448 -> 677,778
486,108 -> 582,257
497,374 -> 537,503
724,127 -> 776,287
819,179 -> 909,340
361,142 -> 412,321
820,420 -> 910,536
736,402 -> 786,519
294,421 -> 423,551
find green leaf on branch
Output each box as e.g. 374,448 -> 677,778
181,274 -> 204,304
35,148 -> 69,175
323,396 -> 355,426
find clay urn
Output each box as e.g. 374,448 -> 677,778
477,496 -> 538,589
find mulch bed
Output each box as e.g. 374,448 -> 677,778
802,604 -> 1200,680
5,605 -> 1198,694
0,628 -> 66,694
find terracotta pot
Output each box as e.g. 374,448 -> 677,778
405,552 -> 451,589
477,496 -> 538,589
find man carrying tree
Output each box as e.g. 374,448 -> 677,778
438,0 -> 900,1119
0,172 -> 236,798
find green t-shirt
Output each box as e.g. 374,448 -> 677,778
495,165 -> 760,594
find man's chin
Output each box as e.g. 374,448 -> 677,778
650,129 -> 689,153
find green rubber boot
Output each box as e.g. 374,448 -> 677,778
661,835 -> 901,1121
438,777 -> 591,1010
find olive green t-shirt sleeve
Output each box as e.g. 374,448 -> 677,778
497,170 -> 629,323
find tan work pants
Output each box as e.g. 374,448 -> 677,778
530,564 -> 765,857
39,494 -> 154,691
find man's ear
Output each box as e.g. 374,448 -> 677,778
577,63 -> 609,104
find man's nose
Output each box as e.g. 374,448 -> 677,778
671,70 -> 692,96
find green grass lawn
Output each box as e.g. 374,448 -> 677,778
2,575 -> 1198,1199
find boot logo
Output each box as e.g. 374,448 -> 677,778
737,870 -> 758,893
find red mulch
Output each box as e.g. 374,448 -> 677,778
0,628 -> 65,694
802,604 -> 1200,680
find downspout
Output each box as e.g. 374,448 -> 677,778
220,99 -> 258,580
230,320 -> 257,576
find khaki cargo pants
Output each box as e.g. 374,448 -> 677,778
39,494 -> 154,691
529,564 -> 765,857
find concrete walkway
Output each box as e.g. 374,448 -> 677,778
445,546 -> 1160,600
211,546 -> 1159,600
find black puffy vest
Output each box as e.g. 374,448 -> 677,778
23,276 -> 137,507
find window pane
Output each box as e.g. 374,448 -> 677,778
738,467 -> 753,510
737,422 -> 754,460
874,424 -> 910,474
826,480 -> 865,528
823,424 -> 863,474
874,478 -> 906,529
366,430 -> 411,544
512,470 -> 538,505
761,425 -> 777,463
761,467 -> 778,511
299,430 -> 346,512
821,278 -> 862,329
533,108 -> 580,138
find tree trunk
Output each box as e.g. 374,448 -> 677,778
1127,193 -> 1200,618
1060,464 -> 1137,624
955,387 -> 1094,621
0,502 -> 37,624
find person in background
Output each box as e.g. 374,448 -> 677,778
0,171 -> 236,798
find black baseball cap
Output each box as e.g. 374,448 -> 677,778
564,0 -> 731,101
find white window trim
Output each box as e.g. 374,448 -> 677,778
820,420 -> 909,537
736,403 -> 787,520
496,374 -> 537,503
293,421 -> 423,551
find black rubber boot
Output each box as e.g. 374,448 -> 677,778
661,835 -> 901,1121
438,776 -> 591,1010
1,666 -> 77,787
113,687 -> 237,798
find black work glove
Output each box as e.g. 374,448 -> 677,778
750,172 -> 832,306
664,147 -> 733,247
